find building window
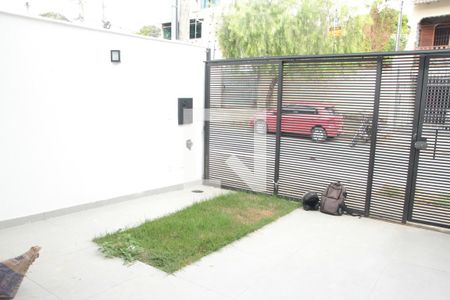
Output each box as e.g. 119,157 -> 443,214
162,22 -> 172,40
424,76 -> 450,127
200,0 -> 218,9
434,26 -> 450,46
190,19 -> 203,39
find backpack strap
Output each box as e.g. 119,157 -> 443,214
334,182 -> 344,200
322,183 -> 332,198
337,185 -> 344,200
342,204 -> 362,218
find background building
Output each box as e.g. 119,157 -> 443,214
164,0 -> 233,59
406,0 -> 450,50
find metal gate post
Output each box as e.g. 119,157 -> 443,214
203,48 -> 211,181
273,61 -> 284,194
402,55 -> 430,223
364,56 -> 383,217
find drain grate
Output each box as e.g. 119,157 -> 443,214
191,190 -> 204,193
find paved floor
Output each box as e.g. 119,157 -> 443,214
1,185 -> 449,300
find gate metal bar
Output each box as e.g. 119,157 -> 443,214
273,61 -> 284,194
364,56 -> 383,217
403,56 -> 430,223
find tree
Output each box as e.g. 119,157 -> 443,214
364,0 -> 410,51
217,0 -> 409,106
137,25 -> 161,38
217,0 -> 409,58
39,12 -> 70,22
218,0 -> 369,59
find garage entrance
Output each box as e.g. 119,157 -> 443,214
205,51 -> 450,228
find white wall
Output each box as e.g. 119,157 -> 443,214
0,12 -> 206,222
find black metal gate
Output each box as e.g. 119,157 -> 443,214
205,50 -> 450,229
406,55 -> 450,227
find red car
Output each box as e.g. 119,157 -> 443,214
250,102 -> 344,142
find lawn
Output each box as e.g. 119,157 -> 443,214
94,192 -> 298,273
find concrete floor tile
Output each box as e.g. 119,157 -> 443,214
389,229 -> 450,272
14,277 -> 60,300
175,246 -> 279,298
25,245 -> 165,299
368,261 -> 450,300
92,274 -> 230,300
237,248 -> 387,300
0,221 -> 80,260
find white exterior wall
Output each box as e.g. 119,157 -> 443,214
0,12 -> 206,222
406,0 -> 450,50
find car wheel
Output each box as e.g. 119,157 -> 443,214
254,120 -> 267,134
311,126 -> 327,142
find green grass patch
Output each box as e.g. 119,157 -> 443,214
377,184 -> 404,199
417,193 -> 450,208
94,192 -> 297,273
377,184 -> 450,209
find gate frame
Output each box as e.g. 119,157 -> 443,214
403,53 -> 450,229
273,61 -> 284,195
204,49 -> 450,227
203,49 -> 211,181
403,56 -> 429,224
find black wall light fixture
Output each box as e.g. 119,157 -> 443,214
110,50 -> 121,62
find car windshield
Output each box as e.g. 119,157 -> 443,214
282,105 -> 317,114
